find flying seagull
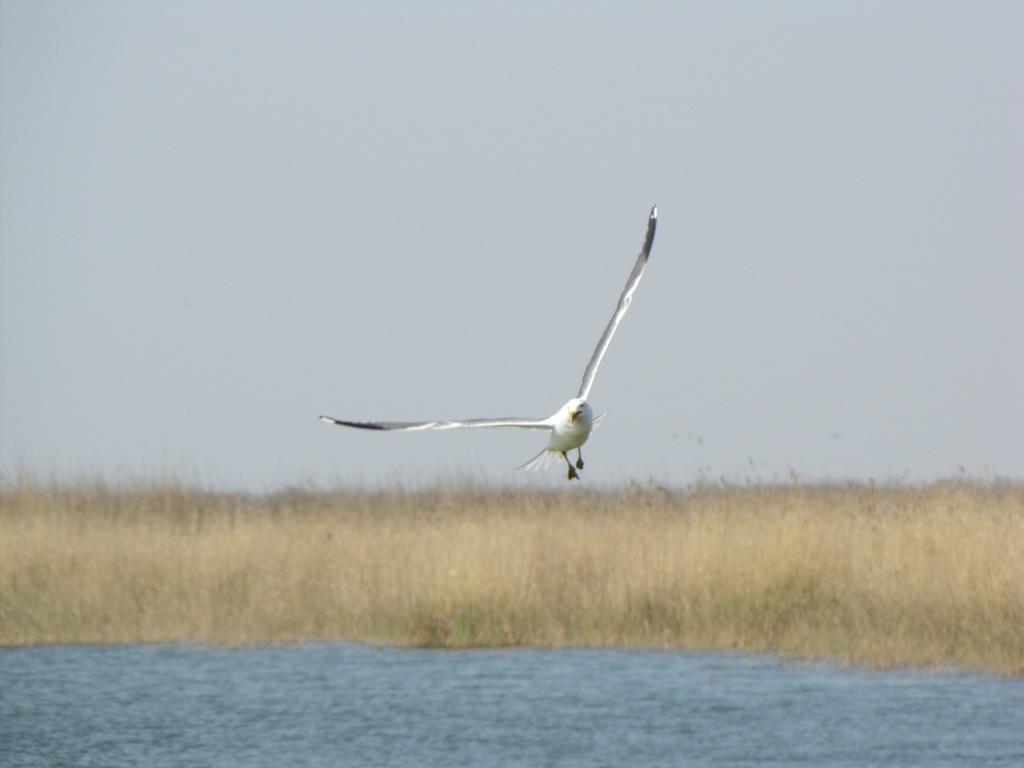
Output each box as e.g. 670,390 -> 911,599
320,205 -> 658,480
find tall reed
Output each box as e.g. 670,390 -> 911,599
1,477 -> 1021,673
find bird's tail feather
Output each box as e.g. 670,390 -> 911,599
516,448 -> 561,471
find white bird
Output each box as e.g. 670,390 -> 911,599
320,205 -> 658,480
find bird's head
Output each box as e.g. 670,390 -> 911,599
566,398 -> 592,423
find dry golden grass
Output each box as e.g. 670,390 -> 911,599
1,477 -> 1022,674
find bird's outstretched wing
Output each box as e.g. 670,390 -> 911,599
319,415 -> 551,431
577,205 -> 657,402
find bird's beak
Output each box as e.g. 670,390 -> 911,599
569,410 -> 578,422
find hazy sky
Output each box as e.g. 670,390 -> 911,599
2,1 -> 1022,490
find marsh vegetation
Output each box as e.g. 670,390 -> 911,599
2,477 -> 1021,674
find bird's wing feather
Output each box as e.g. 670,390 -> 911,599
319,415 -> 552,431
577,205 -> 657,401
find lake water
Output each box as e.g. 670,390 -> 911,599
1,645 -> 1021,767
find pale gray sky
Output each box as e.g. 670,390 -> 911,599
2,1 -> 1022,490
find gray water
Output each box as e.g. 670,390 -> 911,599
1,645 -> 1021,767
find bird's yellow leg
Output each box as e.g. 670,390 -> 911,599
562,451 -> 580,480
575,449 -> 584,470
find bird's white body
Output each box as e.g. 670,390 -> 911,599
519,398 -> 595,472
320,206 -> 657,480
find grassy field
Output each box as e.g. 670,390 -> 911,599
1,477 -> 1022,674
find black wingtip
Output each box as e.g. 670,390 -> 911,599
320,415 -> 388,430
643,204 -> 658,257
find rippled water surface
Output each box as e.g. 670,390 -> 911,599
2,645 -> 1021,767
